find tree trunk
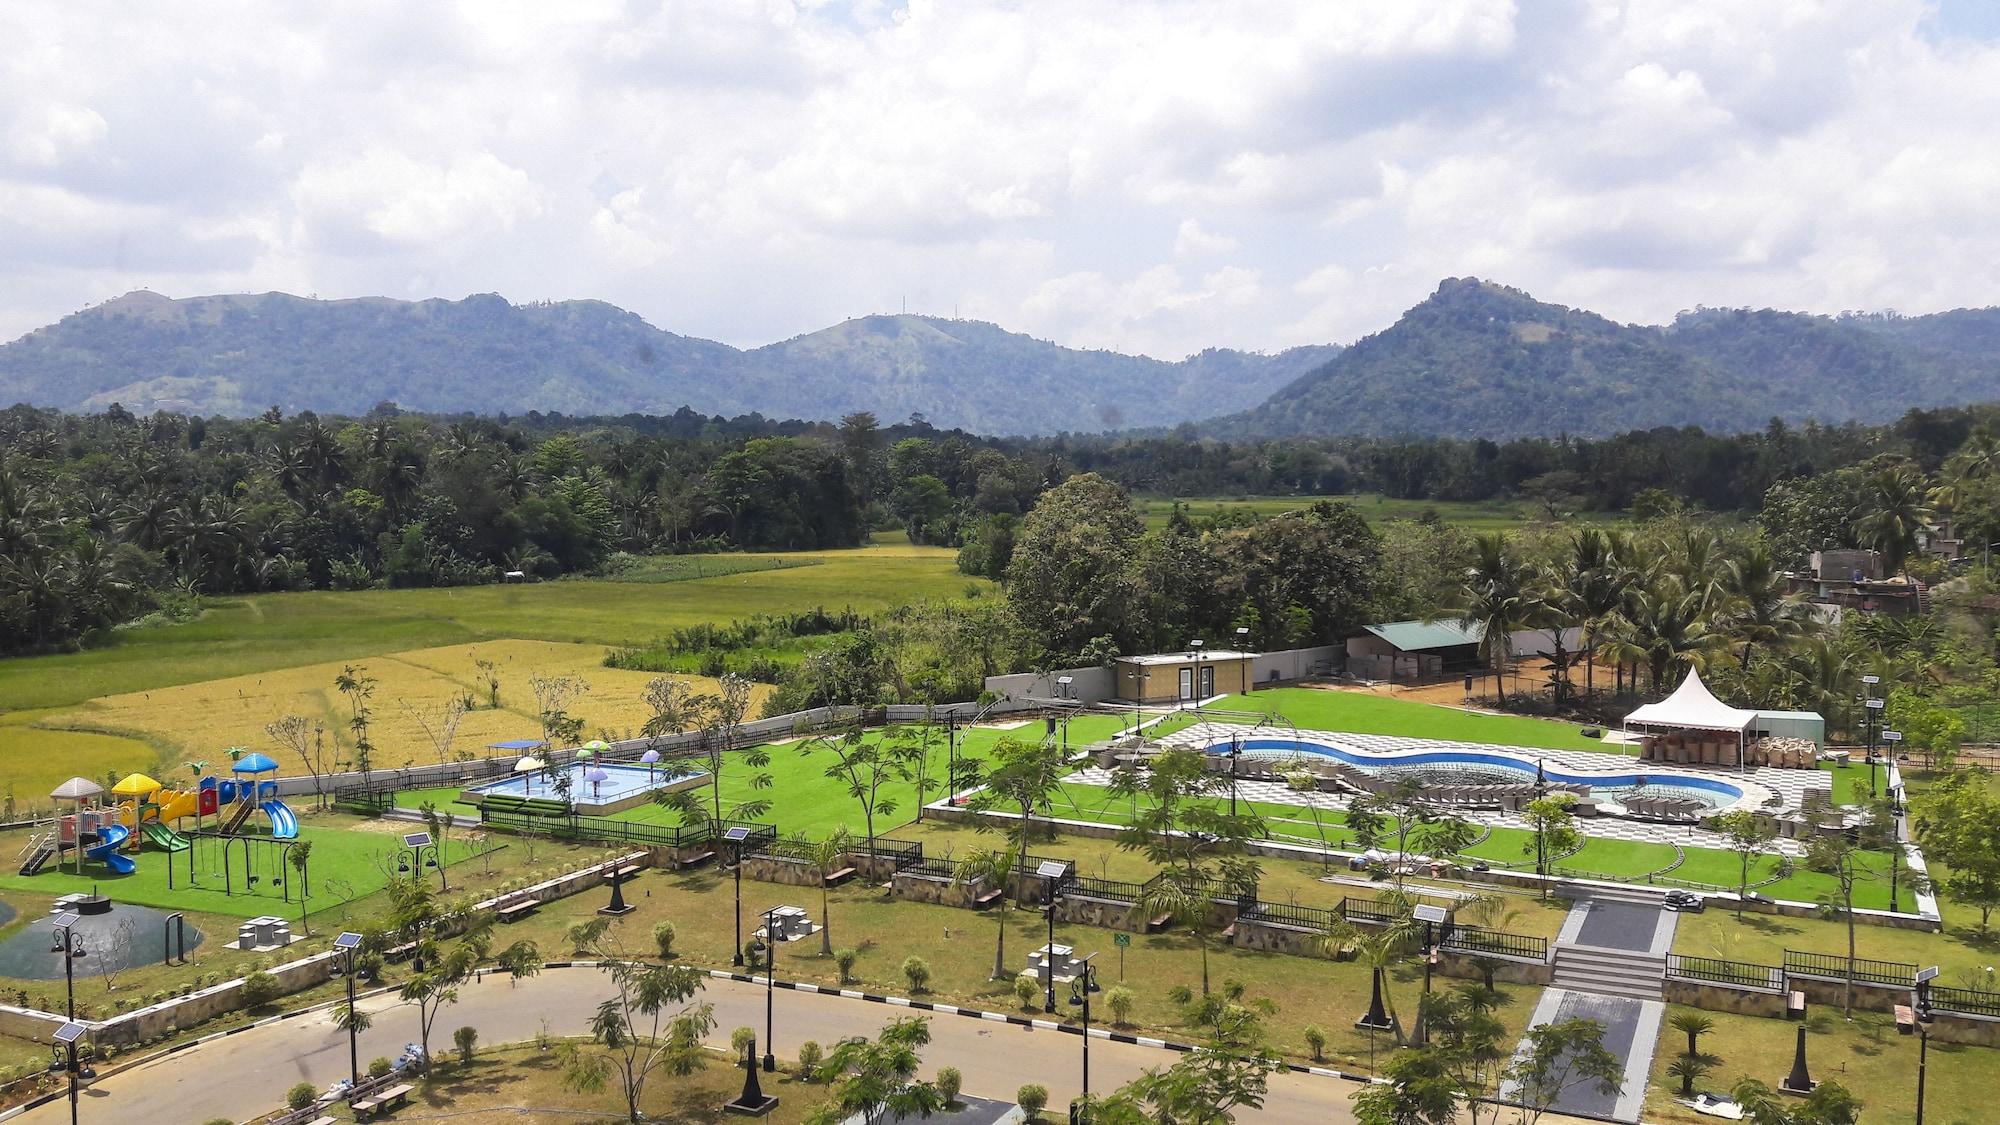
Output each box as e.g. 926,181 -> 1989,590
993,911 -> 1007,980
821,884 -> 834,956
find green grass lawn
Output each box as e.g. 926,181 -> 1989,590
1673,897 -> 1980,973
1556,838 -> 1680,879
0,540 -> 979,712
1820,758 -> 1890,807
1212,687 -> 1614,752
1645,1004 -> 1991,1125
1664,848 -> 1785,891
0,812 -> 499,919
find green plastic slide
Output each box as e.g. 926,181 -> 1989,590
141,821 -> 191,852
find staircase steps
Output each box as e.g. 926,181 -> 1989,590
1551,944 -> 1666,1002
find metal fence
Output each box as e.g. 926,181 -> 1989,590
1666,953 -> 1784,991
1339,897 -> 1402,926
1783,950 -> 1915,987
1239,899 -> 1341,932
1443,927 -> 1548,962
901,857 -> 964,881
1064,874 -> 1158,904
476,805 -> 714,850
1930,985 -> 2000,1018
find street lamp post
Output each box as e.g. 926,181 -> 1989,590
755,908 -> 790,1072
1228,735 -> 1242,818
723,827 -> 752,966
334,931 -> 365,1089
1410,904 -> 1450,1049
1915,965 -> 1940,1125
1235,626 -> 1253,695
396,830 -> 444,891
1067,955 -> 1102,1125
50,912 -> 82,1023
1188,638 -> 1204,709
1861,675 -> 1882,798
53,1022 -> 85,1125
1038,861 -> 1069,1014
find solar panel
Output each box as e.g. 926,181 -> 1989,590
402,831 -> 433,848
1036,860 -> 1069,879
54,1023 -> 86,1045
52,912 -> 79,930
723,826 -> 753,843
1412,904 -> 1450,925
1917,965 -> 1942,984
334,932 -> 364,951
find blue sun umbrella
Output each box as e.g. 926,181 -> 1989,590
230,752 -> 280,774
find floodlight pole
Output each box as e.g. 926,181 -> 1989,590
1044,873 -> 1061,1014
759,907 -> 784,1072
732,838 -> 746,966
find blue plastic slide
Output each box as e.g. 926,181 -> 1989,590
261,800 -> 299,839
85,824 -> 136,874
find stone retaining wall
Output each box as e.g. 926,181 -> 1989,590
1054,895 -> 1144,932
892,872 -> 981,908
1663,978 -> 1787,1017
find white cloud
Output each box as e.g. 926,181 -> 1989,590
0,0 -> 1998,359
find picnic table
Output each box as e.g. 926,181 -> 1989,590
353,1082 -> 413,1120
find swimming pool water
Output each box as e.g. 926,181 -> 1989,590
466,763 -> 699,803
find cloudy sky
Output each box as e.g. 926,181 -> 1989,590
4,0 -> 1999,358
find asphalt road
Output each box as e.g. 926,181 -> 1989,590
22,969 -> 1379,1124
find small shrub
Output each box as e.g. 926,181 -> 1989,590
1105,986 -> 1134,1026
731,1026 -> 758,1055
453,1025 -> 479,1063
1303,1024 -> 1327,1062
902,955 -> 931,994
204,1118 -> 234,1125
238,971 -> 280,1009
936,1065 -> 962,1106
287,1082 -> 317,1111
797,1039 -> 823,1078
653,921 -> 677,960
835,948 -> 859,984
743,940 -> 765,971
1017,1083 -> 1049,1116
1166,984 -> 1192,1007
1013,976 -> 1039,1010
368,1056 -> 394,1079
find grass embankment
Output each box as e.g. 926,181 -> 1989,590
493,838 -> 1553,1074
1674,905 -> 1998,982
1211,687 -> 1610,753
1644,1005 -> 1985,1125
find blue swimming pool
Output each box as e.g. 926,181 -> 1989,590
1209,738 -> 1746,810
463,763 -> 705,813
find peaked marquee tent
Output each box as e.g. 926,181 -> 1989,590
1625,668 -> 1758,768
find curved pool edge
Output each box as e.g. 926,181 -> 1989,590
1200,736 -> 1772,815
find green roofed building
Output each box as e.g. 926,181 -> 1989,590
1345,619 -> 1486,682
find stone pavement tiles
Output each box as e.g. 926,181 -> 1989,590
1501,986 -> 1663,1123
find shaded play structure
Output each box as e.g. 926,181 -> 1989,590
19,754 -> 299,877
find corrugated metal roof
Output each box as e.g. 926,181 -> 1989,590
1362,620 -> 1485,651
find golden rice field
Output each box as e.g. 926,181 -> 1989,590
29,639 -> 774,785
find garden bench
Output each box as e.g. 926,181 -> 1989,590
1787,991 -> 1806,1020
1146,912 -> 1174,932
676,850 -> 715,869
823,866 -> 857,886
972,887 -> 1005,908
612,864 -> 644,880
353,1083 -> 412,1120
306,1117 -> 336,1125
496,897 -> 538,923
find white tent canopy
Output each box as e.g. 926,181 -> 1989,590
1626,669 -> 1758,733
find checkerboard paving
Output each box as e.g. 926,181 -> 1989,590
1066,720 -> 1837,858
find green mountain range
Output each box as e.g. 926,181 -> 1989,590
0,290 -> 1336,436
1218,278 -> 2000,439
5,280 -> 1998,438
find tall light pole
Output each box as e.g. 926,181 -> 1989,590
1067,955 -> 1102,1125
53,1022 -> 84,1125
1410,904 -> 1450,1048
1188,638 -> 1204,709
1861,674 -> 1882,798
50,913 -> 86,1125
1038,860 -> 1069,1014
1227,735 -> 1242,818
1915,965 -> 1939,1125
334,931 -> 365,1089
1235,626 -> 1253,695
397,830 -> 444,891
754,908 -> 790,1072
723,827 -> 752,966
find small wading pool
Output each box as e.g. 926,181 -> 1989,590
1209,738 -> 1750,813
461,762 -> 706,815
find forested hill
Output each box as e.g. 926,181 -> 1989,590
0,291 -> 1335,436
1212,279 -> 2000,440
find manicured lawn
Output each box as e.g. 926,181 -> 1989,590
1210,687 -> 1611,752
1671,904 -> 1996,979
0,810 -> 505,920
1820,758 -> 1889,807
1645,1004 -> 1993,1125
1556,838 -> 1679,879
1664,848 -> 1785,891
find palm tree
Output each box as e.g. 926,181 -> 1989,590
793,828 -> 852,957
1722,545 -> 1814,669
1606,571 -> 1724,692
1668,1011 -> 1714,1058
1448,533 -> 1535,704
1567,528 -> 1630,700
954,847 -> 1018,980
1855,463 -> 1935,574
